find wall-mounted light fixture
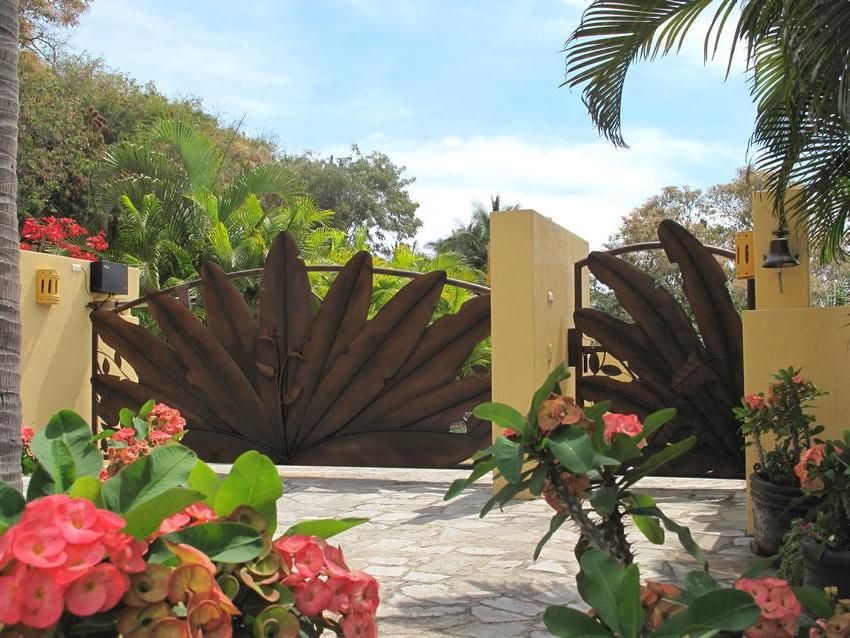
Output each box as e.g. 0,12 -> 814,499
35,269 -> 60,305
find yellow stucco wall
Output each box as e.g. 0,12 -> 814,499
490,210 -> 589,428
20,251 -> 139,430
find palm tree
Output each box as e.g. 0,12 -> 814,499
0,0 -> 22,490
563,1 -> 850,260
428,195 -> 520,269
104,119 -> 305,290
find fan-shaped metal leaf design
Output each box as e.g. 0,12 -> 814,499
575,221 -> 744,477
92,232 -> 492,467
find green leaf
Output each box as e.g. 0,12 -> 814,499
214,451 -> 282,534
121,487 -> 204,539
138,399 -> 156,419
480,481 -> 526,518
132,416 -> 150,440
102,444 -> 198,514
118,408 -> 134,428
579,550 -> 625,634
583,401 -> 611,422
473,402 -> 526,435
534,512 -> 568,560
0,483 -> 25,532
740,555 -> 777,578
159,522 -> 264,562
68,476 -> 105,507
527,363 -> 570,424
626,493 -> 664,544
622,437 -> 697,487
31,410 -> 102,481
50,438 -> 77,492
589,486 -> 619,517
444,458 -> 498,501
548,427 -> 618,474
283,518 -> 367,539
686,589 -> 760,631
543,605 -> 613,637
682,571 -> 720,604
27,465 -> 56,499
528,463 -> 547,496
637,409 -> 677,443
627,505 -> 707,570
188,460 -> 221,506
607,433 -> 642,463
492,436 -> 525,484
792,586 -> 833,619
618,564 -> 642,638
90,429 -> 117,442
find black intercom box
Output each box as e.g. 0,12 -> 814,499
90,260 -> 128,295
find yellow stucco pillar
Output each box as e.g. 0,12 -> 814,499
744,190 -> 811,533
489,210 -> 589,491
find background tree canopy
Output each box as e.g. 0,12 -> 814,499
592,168 -> 850,319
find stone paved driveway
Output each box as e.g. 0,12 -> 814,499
230,466 -> 754,638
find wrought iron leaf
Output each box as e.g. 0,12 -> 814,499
658,220 -> 743,400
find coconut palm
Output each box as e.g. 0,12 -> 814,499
563,1 -> 850,260
428,195 -> 520,269
0,0 -> 21,489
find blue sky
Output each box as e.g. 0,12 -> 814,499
69,0 -> 756,247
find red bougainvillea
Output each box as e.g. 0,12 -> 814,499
20,216 -> 108,261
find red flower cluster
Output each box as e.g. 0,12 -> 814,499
602,413 -> 645,445
0,495 -> 146,629
734,577 -> 801,638
794,443 -> 842,493
155,503 -> 216,538
103,403 -> 187,478
275,535 -> 379,638
20,216 -> 108,262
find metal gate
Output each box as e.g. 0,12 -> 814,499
90,232 -> 492,468
567,220 -> 747,478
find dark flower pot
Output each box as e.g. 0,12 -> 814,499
802,536 -> 850,596
749,472 -> 815,556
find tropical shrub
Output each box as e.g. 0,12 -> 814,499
794,434 -> 850,553
19,215 -> 108,261
735,368 -> 826,485
3,408 -> 377,636
445,364 -> 836,637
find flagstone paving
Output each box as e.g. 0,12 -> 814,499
213,465 -> 753,638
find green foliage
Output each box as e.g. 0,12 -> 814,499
777,520 -> 805,585
563,2 -> 850,262
17,52 -> 274,229
427,195 -> 521,270
283,518 -> 367,540
214,451 -> 283,534
282,145 -> 421,246
154,522 -> 265,563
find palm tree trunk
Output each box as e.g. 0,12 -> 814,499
0,1 -> 21,491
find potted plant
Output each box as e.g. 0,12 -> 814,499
447,364 -> 839,637
4,405 -> 378,637
735,367 -> 826,555
794,435 -> 850,596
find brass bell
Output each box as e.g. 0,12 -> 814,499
762,231 -> 799,269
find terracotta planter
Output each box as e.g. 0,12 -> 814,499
802,536 -> 850,596
749,472 -> 815,555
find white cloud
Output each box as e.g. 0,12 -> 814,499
337,131 -> 743,249
69,0 -> 310,124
